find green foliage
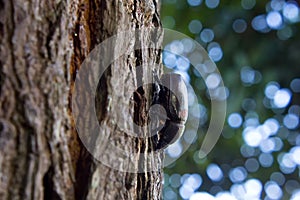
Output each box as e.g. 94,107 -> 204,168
161,0 -> 300,199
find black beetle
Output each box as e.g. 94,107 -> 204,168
151,73 -> 188,150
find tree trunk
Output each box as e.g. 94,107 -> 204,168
0,0 -> 163,199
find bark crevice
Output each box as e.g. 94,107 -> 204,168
1,0 -> 163,199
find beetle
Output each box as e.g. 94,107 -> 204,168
151,73 -> 188,150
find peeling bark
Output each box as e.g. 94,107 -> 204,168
0,0 -> 163,199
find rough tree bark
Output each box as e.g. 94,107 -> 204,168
0,0 -> 163,199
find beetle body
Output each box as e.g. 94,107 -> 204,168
152,73 -> 188,150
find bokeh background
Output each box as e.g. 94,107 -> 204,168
160,0 -> 300,199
